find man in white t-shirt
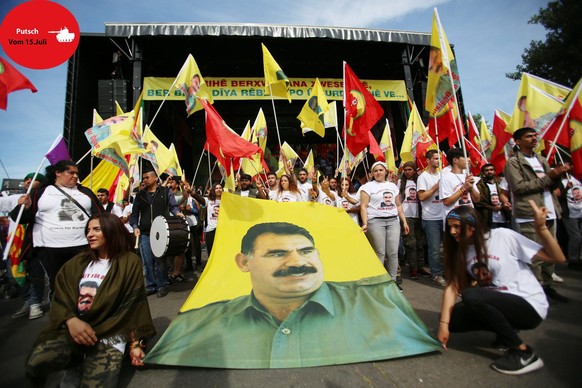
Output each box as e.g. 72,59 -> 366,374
297,168 -> 312,202
417,150 -> 445,285
504,127 -> 570,302
440,147 -> 481,220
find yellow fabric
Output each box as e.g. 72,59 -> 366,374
80,159 -> 120,193
174,54 -> 213,116
252,108 -> 268,152
262,43 -> 291,102
298,78 -> 329,137
180,192 -> 385,311
401,103 -> 436,163
379,120 -> 397,172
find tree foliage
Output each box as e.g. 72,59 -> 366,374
506,0 -> 582,87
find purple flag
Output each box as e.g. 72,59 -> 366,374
45,134 -> 71,165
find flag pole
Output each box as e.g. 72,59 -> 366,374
268,85 -> 283,149
433,116 -> 443,171
90,155 -> 94,190
2,157 -> 46,263
435,9 -> 468,165
149,59 -> 187,129
192,149 -> 205,187
76,148 -> 92,164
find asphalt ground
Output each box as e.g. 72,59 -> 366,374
1,259 -> 580,388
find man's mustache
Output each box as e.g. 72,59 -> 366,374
273,265 -> 317,277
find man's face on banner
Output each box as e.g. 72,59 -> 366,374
238,233 -> 324,300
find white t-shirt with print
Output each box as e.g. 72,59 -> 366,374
203,198 -> 220,232
79,259 -> 125,353
276,190 -> 302,203
440,172 -> 480,219
316,188 -> 336,206
417,171 -> 443,221
336,192 -> 360,225
360,180 -> 399,220
33,186 -> 92,248
486,182 -> 507,223
398,179 -> 419,218
297,181 -> 312,202
562,176 -> 582,219
465,228 -> 548,319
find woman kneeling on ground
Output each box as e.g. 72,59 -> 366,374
26,213 -> 155,386
438,201 -> 565,375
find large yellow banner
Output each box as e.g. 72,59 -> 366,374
143,77 -> 407,101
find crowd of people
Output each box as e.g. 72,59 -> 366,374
0,125 -> 579,381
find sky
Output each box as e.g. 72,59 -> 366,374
0,0 -> 550,181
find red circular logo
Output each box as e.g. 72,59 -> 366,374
0,0 -> 80,69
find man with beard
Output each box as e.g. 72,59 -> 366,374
234,173 -> 265,199
296,168 -> 312,201
144,222 -> 438,368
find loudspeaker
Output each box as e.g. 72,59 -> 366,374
97,79 -> 129,118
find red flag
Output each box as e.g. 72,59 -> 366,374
491,109 -> 512,173
368,132 -> 385,162
427,102 -> 453,143
343,62 -> 384,155
464,138 -> 487,176
201,100 -> 262,172
0,57 -> 37,110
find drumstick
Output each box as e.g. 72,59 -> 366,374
134,235 -> 139,250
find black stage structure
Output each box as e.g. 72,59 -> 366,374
63,23 -> 465,184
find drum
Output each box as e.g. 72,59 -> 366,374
150,215 -> 190,257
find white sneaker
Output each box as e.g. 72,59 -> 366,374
12,303 -> 29,319
433,275 -> 447,287
551,273 -> 564,283
29,304 -> 43,320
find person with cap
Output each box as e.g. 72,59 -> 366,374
504,127 -> 570,303
398,161 -> 425,280
233,173 -> 265,199
360,161 -> 409,291
1,172 -> 47,320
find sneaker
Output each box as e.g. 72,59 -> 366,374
432,275 -> 446,287
490,346 -> 544,375
146,289 -> 156,296
29,304 -> 44,320
418,268 -> 432,278
396,284 -> 404,293
410,269 -> 419,280
551,273 -> 564,283
396,276 -> 402,285
12,303 -> 29,319
543,286 -> 569,303
156,288 -> 168,298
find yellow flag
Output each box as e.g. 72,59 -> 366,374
323,100 -> 337,128
304,149 -> 315,175
479,117 -> 492,156
262,43 -> 291,102
278,141 -> 299,172
298,78 -> 329,137
252,108 -> 268,151
223,163 -> 236,192
80,159 -> 119,192
425,8 -> 460,116
379,120 -> 397,173
401,103 -> 436,164
240,120 -> 252,141
142,126 -> 173,174
115,101 -> 124,115
175,54 -> 213,116
165,143 -> 183,177
508,73 -> 569,134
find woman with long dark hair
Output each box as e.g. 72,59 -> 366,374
14,160 -> 103,299
275,174 -> 303,202
26,213 -> 155,386
438,202 -> 565,375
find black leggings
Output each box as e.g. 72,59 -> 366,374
450,287 -> 543,347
